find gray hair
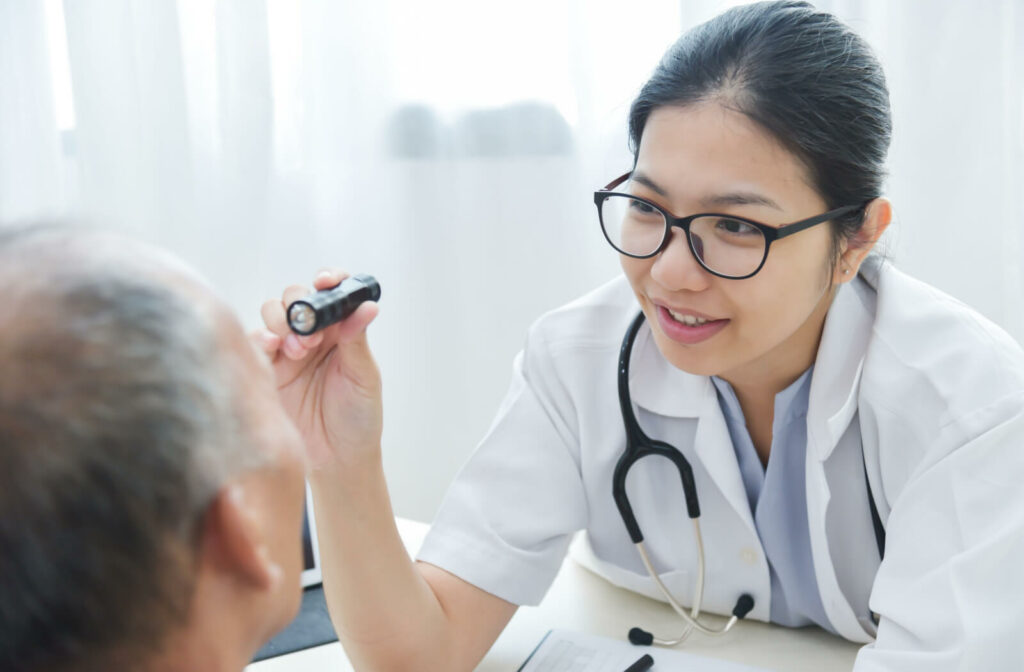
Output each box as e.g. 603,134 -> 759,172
0,224 -> 263,671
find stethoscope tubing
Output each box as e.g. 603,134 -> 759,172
615,310 -> 753,644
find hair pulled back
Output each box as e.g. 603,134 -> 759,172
629,0 -> 892,250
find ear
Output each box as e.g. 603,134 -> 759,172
834,197 -> 892,284
201,483 -> 282,592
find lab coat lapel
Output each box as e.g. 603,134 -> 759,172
807,273 -> 876,460
629,324 -> 757,536
805,271 -> 878,643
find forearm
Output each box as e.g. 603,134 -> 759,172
308,453 -> 458,671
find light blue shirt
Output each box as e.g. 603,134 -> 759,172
711,367 -> 835,633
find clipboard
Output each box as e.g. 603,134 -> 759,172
517,629 -> 772,671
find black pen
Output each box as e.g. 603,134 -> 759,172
623,653 -> 654,672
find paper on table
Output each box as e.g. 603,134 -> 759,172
517,630 -> 773,672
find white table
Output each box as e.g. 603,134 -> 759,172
247,518 -> 860,671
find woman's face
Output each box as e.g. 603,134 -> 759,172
620,103 -> 844,389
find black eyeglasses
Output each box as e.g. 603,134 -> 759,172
594,172 -> 862,279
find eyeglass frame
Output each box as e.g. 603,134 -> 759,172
594,172 -> 864,280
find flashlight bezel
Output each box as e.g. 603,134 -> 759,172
287,301 -> 319,336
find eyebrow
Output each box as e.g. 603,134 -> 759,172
629,172 -> 669,197
631,171 -> 783,212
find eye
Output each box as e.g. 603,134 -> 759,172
714,218 -> 759,236
628,199 -> 657,214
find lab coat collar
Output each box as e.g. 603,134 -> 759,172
626,315 -> 757,537
628,323 -> 712,418
806,257 -> 880,461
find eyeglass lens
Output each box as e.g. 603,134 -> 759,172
599,194 -> 766,278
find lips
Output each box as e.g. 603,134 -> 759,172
654,304 -> 729,345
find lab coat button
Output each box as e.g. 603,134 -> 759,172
740,548 -> 758,565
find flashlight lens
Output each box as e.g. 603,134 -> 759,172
288,304 -> 317,333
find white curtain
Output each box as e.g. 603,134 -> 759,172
2,0 -> 1022,520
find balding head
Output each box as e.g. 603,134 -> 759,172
0,224 -> 305,672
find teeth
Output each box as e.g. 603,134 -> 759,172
668,309 -> 709,326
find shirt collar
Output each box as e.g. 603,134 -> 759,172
711,364 -> 815,427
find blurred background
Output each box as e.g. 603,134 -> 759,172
2,0 -> 1022,522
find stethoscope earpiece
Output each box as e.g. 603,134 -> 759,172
628,627 -> 654,646
733,594 -> 756,619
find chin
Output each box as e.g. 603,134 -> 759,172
650,332 -> 726,377
667,355 -> 724,377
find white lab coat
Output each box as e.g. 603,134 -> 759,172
417,256 -> 1024,670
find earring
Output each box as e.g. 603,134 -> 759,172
843,268 -> 850,275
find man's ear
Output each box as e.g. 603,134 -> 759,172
201,483 -> 282,591
834,197 -> 892,284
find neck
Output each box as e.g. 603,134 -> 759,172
718,283 -> 835,461
145,632 -> 243,672
144,575 -> 268,672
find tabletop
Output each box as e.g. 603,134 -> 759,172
246,518 -> 860,672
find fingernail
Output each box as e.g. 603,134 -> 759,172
315,271 -> 333,281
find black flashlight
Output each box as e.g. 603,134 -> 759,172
287,274 -> 381,336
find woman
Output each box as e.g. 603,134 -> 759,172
256,2 -> 1024,669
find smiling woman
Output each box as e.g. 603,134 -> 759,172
254,2 -> 1024,671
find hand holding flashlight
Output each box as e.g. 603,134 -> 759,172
254,268 -> 383,470
287,274 -> 381,335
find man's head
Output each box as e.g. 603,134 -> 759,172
0,224 -> 307,672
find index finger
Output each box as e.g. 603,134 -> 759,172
260,298 -> 289,338
312,268 -> 351,292
261,283 -> 313,339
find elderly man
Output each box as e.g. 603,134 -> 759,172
0,224 -> 309,672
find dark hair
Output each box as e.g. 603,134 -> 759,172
0,225 -> 251,671
629,0 -> 892,258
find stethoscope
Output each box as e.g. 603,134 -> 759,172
613,310 -> 755,647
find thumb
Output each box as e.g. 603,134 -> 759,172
330,301 -> 381,390
334,300 -> 378,344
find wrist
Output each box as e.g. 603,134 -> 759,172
308,446 -> 384,487
308,448 -> 396,531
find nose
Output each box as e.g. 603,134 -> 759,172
649,228 -> 712,292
